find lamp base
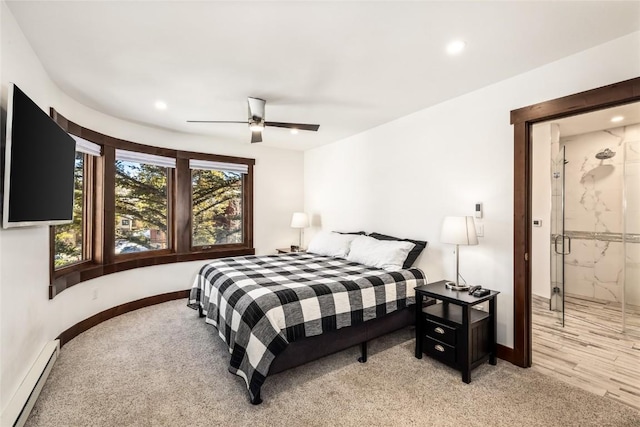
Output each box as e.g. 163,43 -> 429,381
445,281 -> 469,291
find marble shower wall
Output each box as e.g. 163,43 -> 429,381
625,138 -> 640,308
560,124 -> 640,306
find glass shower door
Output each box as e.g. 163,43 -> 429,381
551,146 -> 567,326
623,139 -> 640,336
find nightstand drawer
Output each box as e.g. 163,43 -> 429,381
424,319 -> 456,346
424,337 -> 456,365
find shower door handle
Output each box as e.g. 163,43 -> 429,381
554,234 -> 571,255
554,234 -> 562,254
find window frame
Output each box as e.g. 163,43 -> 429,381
113,155 -> 173,259
189,166 -> 246,250
49,111 -> 255,298
49,150 -> 94,288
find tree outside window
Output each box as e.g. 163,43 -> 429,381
191,169 -> 242,246
115,160 -> 168,254
54,152 -> 85,268
49,112 -> 255,298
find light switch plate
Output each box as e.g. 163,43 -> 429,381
476,223 -> 484,237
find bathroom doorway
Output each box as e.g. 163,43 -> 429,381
532,103 -> 640,336
511,77 -> 640,411
528,102 -> 640,411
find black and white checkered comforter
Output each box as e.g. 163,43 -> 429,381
188,252 -> 426,401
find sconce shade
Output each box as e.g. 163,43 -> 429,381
290,212 -> 309,228
440,216 -> 478,245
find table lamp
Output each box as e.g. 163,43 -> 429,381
440,216 -> 478,290
290,212 -> 309,250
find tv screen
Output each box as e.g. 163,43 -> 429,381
2,83 -> 76,228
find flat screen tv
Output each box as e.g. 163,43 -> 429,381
2,83 -> 76,228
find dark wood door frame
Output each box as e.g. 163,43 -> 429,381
510,76 -> 640,368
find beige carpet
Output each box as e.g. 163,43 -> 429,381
26,299 -> 640,427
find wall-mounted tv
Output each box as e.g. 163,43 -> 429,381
2,83 -> 76,228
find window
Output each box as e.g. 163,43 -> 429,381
114,150 -> 174,255
191,169 -> 243,246
53,152 -> 86,268
49,110 -> 255,298
52,134 -> 100,271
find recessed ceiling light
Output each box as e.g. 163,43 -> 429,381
610,116 -> 624,123
154,101 -> 167,110
290,129 -> 299,135
446,40 -> 466,55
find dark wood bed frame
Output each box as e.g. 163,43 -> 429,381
199,303 -> 424,404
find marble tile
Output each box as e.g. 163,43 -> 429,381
564,263 -> 595,297
625,243 -> 640,307
565,203 -> 596,232
551,126 -> 639,306
625,140 -> 640,163
550,178 -> 561,198
565,238 -> 594,268
550,195 -> 563,232
594,241 -> 624,282
595,211 -> 622,234
593,281 -> 622,303
594,167 -> 623,215
551,123 -> 560,146
622,124 -> 640,147
550,242 -> 562,278
624,163 -> 640,235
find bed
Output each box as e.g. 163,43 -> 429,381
188,251 -> 427,404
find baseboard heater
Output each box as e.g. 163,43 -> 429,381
1,340 -> 60,427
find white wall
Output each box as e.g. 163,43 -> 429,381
305,31 -> 640,349
0,3 -> 304,413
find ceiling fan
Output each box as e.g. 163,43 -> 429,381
187,97 -> 320,143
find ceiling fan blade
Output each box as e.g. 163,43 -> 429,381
187,120 -> 248,124
248,97 -> 266,121
265,121 -> 320,132
251,130 -> 263,143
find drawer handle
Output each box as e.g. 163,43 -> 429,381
434,344 -> 445,352
434,327 -> 445,334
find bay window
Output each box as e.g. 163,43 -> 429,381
49,111 -> 254,298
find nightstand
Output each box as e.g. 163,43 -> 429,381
414,280 -> 499,383
276,247 -> 306,254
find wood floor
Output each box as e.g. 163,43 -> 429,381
532,295 -> 640,412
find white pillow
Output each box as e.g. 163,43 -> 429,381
307,231 -> 358,258
346,235 -> 415,271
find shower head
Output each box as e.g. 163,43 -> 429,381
595,148 -> 616,160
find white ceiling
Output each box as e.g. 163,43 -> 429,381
6,1 -> 640,151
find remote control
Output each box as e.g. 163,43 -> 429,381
473,288 -> 490,297
468,285 -> 481,295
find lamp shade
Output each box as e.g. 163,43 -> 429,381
290,212 -> 309,228
440,216 -> 478,246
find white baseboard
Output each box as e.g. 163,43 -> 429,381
1,340 -> 60,427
